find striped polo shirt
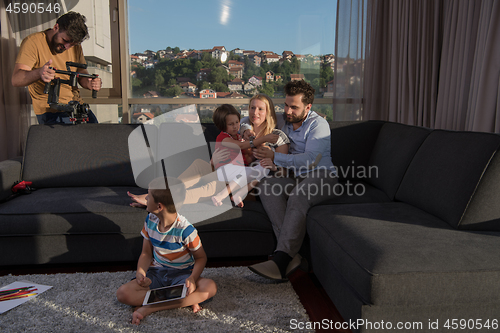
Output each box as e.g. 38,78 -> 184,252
141,213 -> 201,269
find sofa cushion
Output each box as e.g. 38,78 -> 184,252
366,123 -> 431,199
22,124 -> 138,188
307,203 -> 500,306
0,187 -> 275,264
0,187 -> 147,236
316,180 -> 391,205
193,200 -> 276,258
459,149 -> 500,230
330,121 -> 385,181
0,158 -> 22,201
395,130 -> 500,228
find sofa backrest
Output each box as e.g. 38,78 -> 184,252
329,121 -> 385,181
365,122 -> 431,199
22,124 -> 139,188
395,130 -> 500,228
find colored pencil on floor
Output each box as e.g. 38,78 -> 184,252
0,289 -> 37,299
0,293 -> 38,302
0,286 -> 35,295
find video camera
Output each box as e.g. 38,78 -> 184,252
43,61 -> 99,124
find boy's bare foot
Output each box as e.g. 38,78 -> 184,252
192,303 -> 202,313
132,306 -> 152,325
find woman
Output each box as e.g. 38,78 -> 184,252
242,93 -> 289,160
129,94 -> 288,207
212,94 -> 289,207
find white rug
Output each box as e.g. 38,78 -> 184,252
0,266 -> 312,333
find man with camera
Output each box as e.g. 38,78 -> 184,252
11,11 -> 102,124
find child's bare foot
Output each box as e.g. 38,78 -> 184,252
211,195 -> 223,206
132,306 -> 152,325
233,195 -> 244,208
192,303 -> 202,313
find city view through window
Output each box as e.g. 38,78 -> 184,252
128,0 -> 358,123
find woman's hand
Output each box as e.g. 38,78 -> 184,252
211,148 -> 230,168
263,133 -> 279,144
127,192 -> 147,208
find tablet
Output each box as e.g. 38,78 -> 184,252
142,284 -> 187,306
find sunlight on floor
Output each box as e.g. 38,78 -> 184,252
32,298 -> 135,333
32,297 -> 297,332
197,308 -> 291,333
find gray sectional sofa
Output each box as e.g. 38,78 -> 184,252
1,121 -> 499,332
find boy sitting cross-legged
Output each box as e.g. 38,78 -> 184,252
116,177 -> 217,325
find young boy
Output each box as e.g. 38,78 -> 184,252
116,177 -> 217,325
211,104 -> 279,207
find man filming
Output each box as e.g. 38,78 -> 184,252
11,11 -> 102,124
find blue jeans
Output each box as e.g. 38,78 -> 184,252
36,110 -> 98,124
141,266 -> 193,290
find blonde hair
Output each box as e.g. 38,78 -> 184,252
249,94 -> 276,137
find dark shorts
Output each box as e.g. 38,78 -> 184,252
134,266 -> 193,290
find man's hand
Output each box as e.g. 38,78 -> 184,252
242,129 -> 256,141
260,158 -> 277,171
87,77 -> 102,91
185,276 -> 197,295
253,145 -> 274,161
39,60 -> 55,83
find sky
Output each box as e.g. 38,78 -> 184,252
128,0 -> 338,56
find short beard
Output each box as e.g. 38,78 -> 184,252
49,33 -> 65,54
286,109 -> 307,123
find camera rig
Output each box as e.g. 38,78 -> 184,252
43,61 -> 99,124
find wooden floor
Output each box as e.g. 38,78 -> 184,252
0,258 -> 351,333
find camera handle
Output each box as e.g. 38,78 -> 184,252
43,61 -> 99,99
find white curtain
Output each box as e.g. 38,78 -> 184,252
333,0 -> 366,121
0,3 -> 58,161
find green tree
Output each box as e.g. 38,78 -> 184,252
210,66 -> 230,83
228,52 -> 241,61
131,77 -> 142,88
211,82 -> 229,92
165,85 -> 183,97
201,52 -> 213,63
154,71 -> 165,88
198,81 -> 211,91
259,82 -> 275,97
320,65 -> 334,88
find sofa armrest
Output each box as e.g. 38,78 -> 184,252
0,157 -> 22,201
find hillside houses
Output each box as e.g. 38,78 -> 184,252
130,45 -> 341,99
